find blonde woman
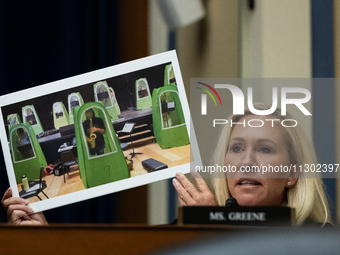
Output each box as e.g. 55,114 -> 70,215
173,104 -> 331,226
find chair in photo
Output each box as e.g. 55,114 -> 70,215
61,150 -> 78,183
19,165 -> 49,201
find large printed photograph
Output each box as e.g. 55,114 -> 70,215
0,50 -> 200,213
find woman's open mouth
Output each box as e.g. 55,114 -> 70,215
237,178 -> 261,186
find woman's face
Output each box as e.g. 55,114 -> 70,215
225,115 -> 296,206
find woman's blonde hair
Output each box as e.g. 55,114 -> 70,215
210,103 -> 331,226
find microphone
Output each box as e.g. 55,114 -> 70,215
225,197 -> 240,207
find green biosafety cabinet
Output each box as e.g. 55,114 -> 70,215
152,84 -> 189,149
53,102 -> 70,130
136,78 -> 152,110
74,102 -> 130,189
7,113 -> 21,131
68,92 -> 84,124
22,105 -> 44,135
94,81 -> 118,122
9,123 -> 47,183
164,63 -> 176,86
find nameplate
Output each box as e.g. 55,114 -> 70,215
178,206 -> 294,227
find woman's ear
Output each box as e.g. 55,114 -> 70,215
285,177 -> 298,187
286,165 -> 299,187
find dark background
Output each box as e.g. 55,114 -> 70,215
0,0 -> 150,223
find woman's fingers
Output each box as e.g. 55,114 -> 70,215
7,204 -> 33,218
7,204 -> 34,225
2,187 -> 11,200
2,188 -> 28,210
190,171 -> 210,193
2,187 -> 34,224
1,187 -> 13,205
2,196 -> 28,210
11,209 -> 30,221
178,195 -> 187,206
172,178 -> 195,204
175,172 -> 198,197
2,187 -> 48,225
173,171 -> 218,206
8,209 -> 35,225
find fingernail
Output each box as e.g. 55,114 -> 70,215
22,199 -> 28,204
176,172 -> 182,177
29,207 -> 34,212
172,178 -> 177,184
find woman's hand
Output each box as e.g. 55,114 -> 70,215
172,171 -> 218,206
1,188 -> 48,225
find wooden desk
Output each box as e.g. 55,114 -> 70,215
0,224 -> 263,254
